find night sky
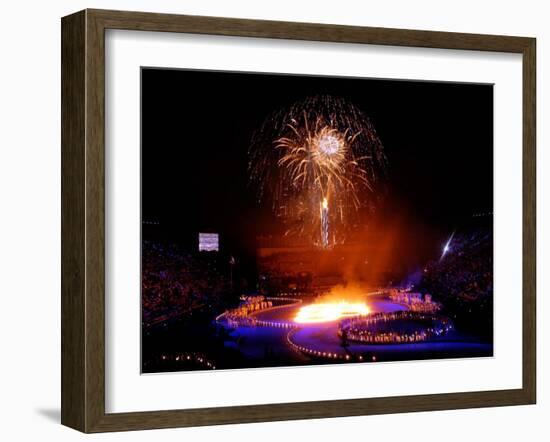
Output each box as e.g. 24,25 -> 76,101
141,68 -> 493,269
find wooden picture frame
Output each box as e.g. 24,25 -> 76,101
61,8 -> 536,433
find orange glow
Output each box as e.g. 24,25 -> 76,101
322,197 -> 328,209
294,301 -> 369,324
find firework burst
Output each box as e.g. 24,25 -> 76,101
249,95 -> 386,246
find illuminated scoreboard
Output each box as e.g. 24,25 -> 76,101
198,233 -> 219,252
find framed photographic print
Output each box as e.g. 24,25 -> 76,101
61,9 -> 536,433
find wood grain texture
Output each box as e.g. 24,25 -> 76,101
522,38 -> 536,402
84,9 -> 107,433
60,9 -> 537,433
61,10 -> 86,431
89,8 -> 532,52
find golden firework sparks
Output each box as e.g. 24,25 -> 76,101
249,95 -> 385,246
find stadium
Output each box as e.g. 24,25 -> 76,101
140,68 -> 494,373
142,216 -> 493,372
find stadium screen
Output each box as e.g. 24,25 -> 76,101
199,233 -> 219,252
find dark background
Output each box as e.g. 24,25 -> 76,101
141,68 -> 493,277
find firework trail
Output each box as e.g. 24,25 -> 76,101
249,95 -> 386,246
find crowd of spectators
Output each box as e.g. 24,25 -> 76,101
142,241 -> 229,326
420,229 -> 493,304
417,227 -> 493,338
258,257 -> 314,294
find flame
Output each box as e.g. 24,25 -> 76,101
322,197 -> 328,209
294,301 -> 369,324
